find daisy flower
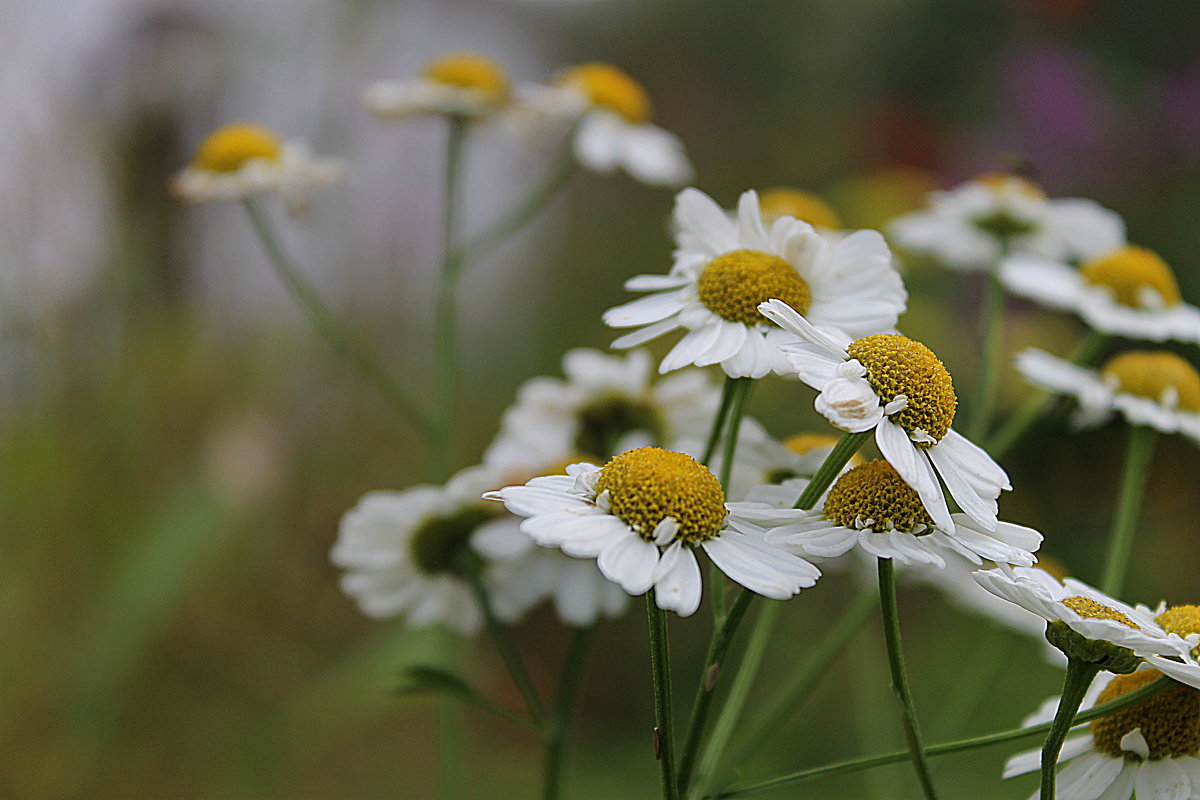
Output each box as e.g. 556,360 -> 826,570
759,299 -> 1010,532
331,466 -> 536,634
172,123 -> 343,207
1004,243 -> 1200,344
363,52 -> 510,120
1015,347 -> 1200,443
603,188 -> 906,379
887,172 -> 1124,272
1141,605 -> 1200,692
483,348 -> 719,473
486,447 -> 821,617
972,567 -> 1194,663
1004,668 -> 1200,799
738,459 -> 1040,569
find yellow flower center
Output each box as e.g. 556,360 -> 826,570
192,124 -> 282,173
784,433 -> 865,465
1100,351 -> 1200,412
758,188 -> 842,229
846,334 -> 957,443
409,504 -> 497,575
1061,596 -> 1139,628
822,460 -> 934,533
558,63 -> 651,124
1091,669 -> 1200,760
422,53 -> 509,102
970,172 -> 1045,238
1156,605 -> 1200,658
595,447 -> 726,544
1080,246 -> 1182,309
574,395 -> 663,462
698,249 -> 811,324
976,172 -> 1046,200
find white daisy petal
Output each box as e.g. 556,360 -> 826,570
596,531 -> 660,595
1136,758 -> 1191,800
651,542 -> 702,616
875,420 -> 953,532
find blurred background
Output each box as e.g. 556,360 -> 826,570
4,0 -> 1200,797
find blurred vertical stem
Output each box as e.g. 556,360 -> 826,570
967,260 -> 1007,441
1100,425 -> 1157,595
986,331 -> 1107,459
712,378 -> 755,623
543,625 -> 595,800
438,630 -> 466,799
464,566 -> 546,726
877,558 -> 939,800
1040,658 -> 1101,800
432,117 -> 469,480
648,594 -> 679,800
241,199 -> 431,435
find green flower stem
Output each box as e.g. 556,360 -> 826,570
464,568 -> 547,726
701,377 -> 739,466
712,378 -> 756,622
241,199 -> 432,435
432,117 -> 469,480
648,594 -> 679,800
987,331 -> 1108,459
968,266 -> 1007,441
710,675 -> 1173,798
454,144 -> 577,264
877,558 -> 939,800
725,584 -> 877,771
1100,425 -> 1158,596
793,429 -> 873,510
1040,658 -> 1102,800
688,600 -> 781,799
542,625 -> 596,800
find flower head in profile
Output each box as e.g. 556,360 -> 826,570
515,62 -> 691,187
603,188 -> 906,379
759,299 -> 1010,532
887,172 -> 1124,272
1016,348 -> 1200,444
1004,244 -> 1200,344
172,123 -> 343,208
331,466 -> 534,634
363,52 -> 511,120
735,460 -> 1040,569
487,447 -> 820,617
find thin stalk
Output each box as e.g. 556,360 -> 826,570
464,568 -> 546,726
794,430 -> 873,510
1101,426 -> 1157,596
712,674 -> 1172,798
542,625 -> 595,800
987,331 -> 1108,459
241,199 -> 431,434
432,118 -> 469,480
712,378 -> 755,622
968,267 -> 1006,441
688,601 -> 781,799
701,378 -> 739,467
1040,659 -> 1101,800
727,585 -> 877,769
455,144 -> 577,263
648,594 -> 679,800
877,558 -> 938,800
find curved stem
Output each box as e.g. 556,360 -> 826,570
711,378 -> 755,622
877,558 -> 938,800
1100,425 -> 1157,595
241,199 -> 432,435
432,118 -> 469,480
710,675 -> 1173,798
794,430 -> 873,510
647,594 -> 679,800
968,267 -> 1006,441
542,625 -> 595,800
464,568 -> 546,726
1040,659 -> 1101,800
701,378 -> 739,467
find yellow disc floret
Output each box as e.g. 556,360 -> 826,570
846,334 -> 957,443
759,188 -> 842,229
1061,596 -> 1139,629
423,52 -> 509,102
1080,246 -> 1181,309
558,63 -> 651,124
822,460 -> 934,533
784,433 -> 865,465
1100,351 -> 1200,412
976,172 -> 1046,200
595,447 -> 726,544
1091,669 -> 1200,759
1157,605 -> 1200,658
192,124 -> 282,173
698,249 -> 811,324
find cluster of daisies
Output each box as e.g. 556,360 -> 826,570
171,51 -> 1200,797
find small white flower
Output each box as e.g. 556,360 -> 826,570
760,299 -> 1010,532
363,52 -> 511,120
1016,347 -> 1200,444
172,124 -> 342,208
604,188 -> 907,379
888,173 -> 1124,272
487,447 -> 821,617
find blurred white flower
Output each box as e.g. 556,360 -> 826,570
364,52 -> 511,120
